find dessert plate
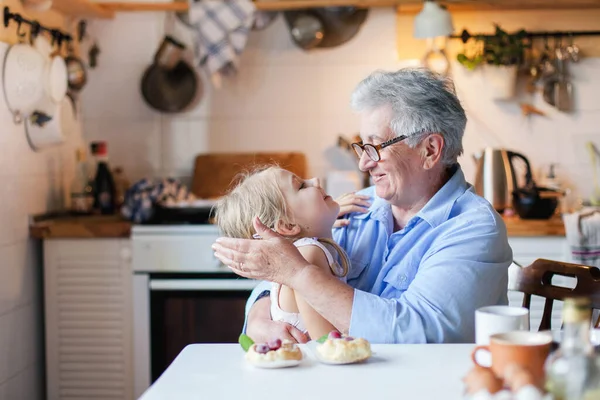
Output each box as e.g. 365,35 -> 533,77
246,358 -> 302,369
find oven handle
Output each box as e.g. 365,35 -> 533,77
149,279 -> 260,291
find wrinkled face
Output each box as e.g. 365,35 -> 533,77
357,106 -> 425,207
274,169 -> 340,238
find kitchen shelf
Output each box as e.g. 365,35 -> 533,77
98,0 -> 400,12
49,0 -> 600,19
52,0 -> 115,19
97,0 -> 600,13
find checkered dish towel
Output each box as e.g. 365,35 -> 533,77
188,0 -> 256,87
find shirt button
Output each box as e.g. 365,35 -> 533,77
399,275 -> 407,283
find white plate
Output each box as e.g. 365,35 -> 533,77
305,340 -> 371,365
246,358 -> 302,369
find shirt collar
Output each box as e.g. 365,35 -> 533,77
350,165 -> 468,229
416,164 -> 468,228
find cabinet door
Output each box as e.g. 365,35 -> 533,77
44,239 -> 132,400
508,237 -> 572,331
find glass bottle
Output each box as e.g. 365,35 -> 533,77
91,141 -> 116,215
70,148 -> 94,214
545,297 -> 600,400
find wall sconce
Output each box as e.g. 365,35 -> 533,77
413,1 -> 454,75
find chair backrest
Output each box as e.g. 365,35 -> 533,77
514,258 -> 600,331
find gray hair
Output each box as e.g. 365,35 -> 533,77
350,68 -> 466,166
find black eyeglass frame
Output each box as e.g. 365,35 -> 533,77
351,135 -> 408,162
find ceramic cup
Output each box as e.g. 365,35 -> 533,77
475,305 -> 530,344
471,331 -> 552,388
475,305 -> 530,366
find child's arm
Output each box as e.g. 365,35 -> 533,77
294,245 -> 337,340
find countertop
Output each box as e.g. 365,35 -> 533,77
29,214 -> 566,239
29,214 -> 131,239
138,343 -> 474,400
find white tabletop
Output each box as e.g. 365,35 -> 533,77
139,343 -> 475,400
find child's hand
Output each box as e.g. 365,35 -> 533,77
333,192 -> 371,228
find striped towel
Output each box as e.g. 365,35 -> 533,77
563,208 -> 600,326
188,0 -> 256,87
563,208 -> 600,266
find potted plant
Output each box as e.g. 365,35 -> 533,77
457,25 -> 528,99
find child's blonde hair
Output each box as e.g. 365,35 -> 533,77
214,165 -> 349,278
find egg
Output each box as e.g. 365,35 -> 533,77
503,364 -> 538,392
514,385 -> 544,400
463,366 -> 504,395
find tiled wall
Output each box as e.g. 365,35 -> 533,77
0,4 -> 83,398
82,8 -> 600,206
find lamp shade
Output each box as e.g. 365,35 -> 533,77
414,1 -> 454,39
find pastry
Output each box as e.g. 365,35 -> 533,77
316,331 -> 372,364
245,338 -> 303,366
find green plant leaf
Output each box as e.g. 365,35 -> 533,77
316,334 -> 329,343
239,333 -> 254,352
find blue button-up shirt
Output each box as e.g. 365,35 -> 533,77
244,166 -> 512,343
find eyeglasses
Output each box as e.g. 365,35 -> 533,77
351,135 -> 408,162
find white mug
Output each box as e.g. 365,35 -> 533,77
475,305 -> 530,366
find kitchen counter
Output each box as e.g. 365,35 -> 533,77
138,343 -> 474,400
29,214 -> 565,239
29,214 -> 131,238
502,215 -> 565,237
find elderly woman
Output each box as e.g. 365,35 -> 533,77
212,68 -> 513,344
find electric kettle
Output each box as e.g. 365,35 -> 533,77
473,148 -> 533,212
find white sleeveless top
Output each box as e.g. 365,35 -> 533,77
270,238 -> 346,334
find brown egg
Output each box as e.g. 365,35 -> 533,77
463,366 -> 504,395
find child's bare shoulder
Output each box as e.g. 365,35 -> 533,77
296,244 -> 330,271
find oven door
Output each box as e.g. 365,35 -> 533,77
133,273 -> 259,396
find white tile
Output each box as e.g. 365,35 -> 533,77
0,242 -> 37,319
89,13 -> 163,66
0,311 -> 12,385
567,58 -> 600,112
83,119 -> 162,176
210,64 -> 320,119
161,118 -> 210,176
80,63 -> 163,120
0,365 -> 42,400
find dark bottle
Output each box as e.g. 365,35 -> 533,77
91,141 -> 116,215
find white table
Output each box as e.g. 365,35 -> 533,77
139,343 -> 475,400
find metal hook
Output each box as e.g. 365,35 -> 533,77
3,6 -> 11,28
29,21 -> 41,42
15,16 -> 27,40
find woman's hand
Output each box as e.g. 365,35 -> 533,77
333,192 -> 371,228
212,217 -> 311,286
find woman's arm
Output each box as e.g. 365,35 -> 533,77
293,245 -> 339,339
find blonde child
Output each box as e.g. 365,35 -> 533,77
214,166 -> 349,340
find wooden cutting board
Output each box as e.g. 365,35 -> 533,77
191,152 -> 307,199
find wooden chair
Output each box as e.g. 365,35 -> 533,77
513,258 -> 600,331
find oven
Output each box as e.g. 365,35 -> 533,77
132,225 -> 258,398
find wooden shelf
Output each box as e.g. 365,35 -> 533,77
96,0 -> 600,14
97,0 -> 400,12
50,0 -> 600,19
52,0 -> 115,18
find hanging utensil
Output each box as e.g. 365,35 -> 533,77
566,33 -> 581,63
285,12 -> 324,50
553,46 -> 573,112
64,38 -> 87,92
